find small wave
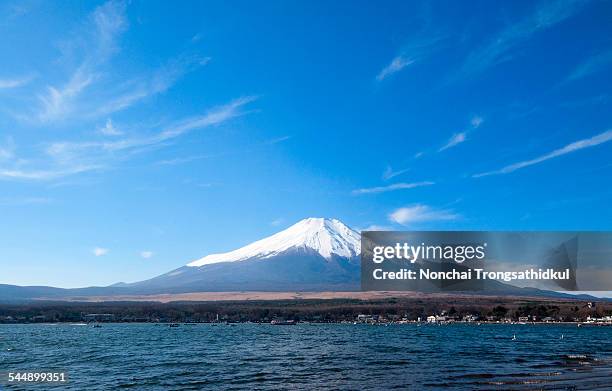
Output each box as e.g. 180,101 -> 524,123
482,379 -> 549,385
566,354 -> 588,359
451,371 -> 561,380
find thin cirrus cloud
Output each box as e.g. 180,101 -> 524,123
382,165 -> 409,181
470,116 -> 484,128
376,55 -> 414,81
389,204 -> 458,225
459,0 -> 587,77
36,1 -> 127,123
439,132 -> 467,152
263,135 -> 291,145
566,49 -> 612,82
154,132 -> 286,166
1,0 -> 241,182
438,115 -> 483,152
376,33 -> 447,82
32,1 -> 208,123
474,129 -> 612,178
0,75 -> 34,89
36,66 -> 95,123
0,165 -> 103,181
45,96 -> 257,168
0,96 -> 257,181
99,118 -> 123,136
352,181 -> 434,195
93,247 -> 109,256
91,55 -> 211,118
140,251 -> 154,259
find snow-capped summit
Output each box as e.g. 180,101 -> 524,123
187,217 -> 360,267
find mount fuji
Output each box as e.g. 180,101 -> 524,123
2,217 -> 588,300
121,218 -> 362,293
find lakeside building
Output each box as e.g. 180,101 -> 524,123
356,314 -> 377,324
462,314 -> 479,322
585,315 -> 612,324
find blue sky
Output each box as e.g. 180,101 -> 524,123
1,0 -> 611,287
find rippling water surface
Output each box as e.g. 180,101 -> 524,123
1,323 -> 611,390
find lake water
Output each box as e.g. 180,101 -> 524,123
1,323 -> 611,390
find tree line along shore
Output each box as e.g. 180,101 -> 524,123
0,296 -> 610,324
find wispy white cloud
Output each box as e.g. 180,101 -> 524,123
92,55 -> 211,117
93,247 -> 109,256
37,66 -> 95,122
156,131 -> 285,167
439,132 -> 467,152
99,118 -> 123,136
50,96 -> 254,154
352,181 -> 434,195
26,1 -> 209,124
0,74 -> 34,89
140,251 -> 153,259
0,165 -> 103,181
376,33 -> 446,82
439,115 -> 483,152
474,129 -> 612,177
460,0 -> 587,77
382,165 -> 409,181
470,115 -> 484,128
567,49 -> 612,82
46,96 -> 255,163
263,135 -> 291,145
376,56 -> 414,81
0,97 -> 256,181
92,0 -> 127,56
35,0 -> 127,122
389,204 -> 458,225
149,96 -> 256,143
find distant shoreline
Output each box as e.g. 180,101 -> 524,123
2,321 -> 612,327
2,294 -> 610,325
23,290 -> 605,303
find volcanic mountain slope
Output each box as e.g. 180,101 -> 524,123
123,218 -> 362,292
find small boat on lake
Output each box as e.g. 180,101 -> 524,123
271,319 -> 297,325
